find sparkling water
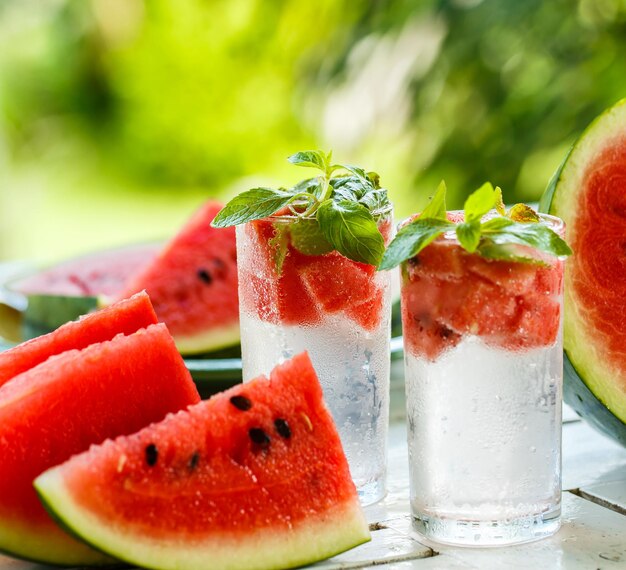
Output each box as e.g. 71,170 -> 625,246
405,335 -> 563,545
240,310 -> 391,506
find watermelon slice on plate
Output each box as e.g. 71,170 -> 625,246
35,353 -> 370,570
4,201 -> 240,355
540,98 -> 626,446
0,323 -> 200,565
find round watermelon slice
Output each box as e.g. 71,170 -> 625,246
34,352 -> 370,570
0,323 -> 200,565
540,98 -> 626,447
11,243 -> 160,298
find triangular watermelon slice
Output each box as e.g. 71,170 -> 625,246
0,291 -> 157,387
118,201 -> 240,355
35,353 -> 370,570
0,323 -> 200,565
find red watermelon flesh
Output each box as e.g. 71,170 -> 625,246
12,243 -> 159,297
35,352 -> 370,570
0,291 -> 157,388
0,323 -> 200,565
118,201 -> 240,354
401,235 -> 564,361
239,218 -> 386,330
569,143 -> 626,372
237,221 -> 321,326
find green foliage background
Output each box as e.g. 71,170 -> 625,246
1,0 -> 625,261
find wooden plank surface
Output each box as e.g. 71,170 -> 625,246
579,480 -> 626,516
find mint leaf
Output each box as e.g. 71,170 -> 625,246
456,222 -> 480,252
480,216 -> 513,232
508,203 -> 540,223
289,218 -> 334,256
337,164 -> 369,183
481,221 -> 572,258
367,171 -> 381,188
421,180 -> 448,220
464,182 -> 497,222
211,187 -> 296,228
317,199 -> 385,265
330,176 -> 367,201
378,218 -> 453,271
359,189 -> 390,213
288,150 -> 329,172
476,241 -> 540,264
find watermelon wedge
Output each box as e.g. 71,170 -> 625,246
0,291 -> 157,387
540,98 -> 626,446
35,353 -> 370,570
118,201 -> 240,355
0,323 -> 200,565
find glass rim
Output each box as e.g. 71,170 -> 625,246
399,210 -> 565,234
398,210 -> 567,258
256,201 -> 394,224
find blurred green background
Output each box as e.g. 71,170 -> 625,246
1,0 -> 625,262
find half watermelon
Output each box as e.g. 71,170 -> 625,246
0,323 -> 200,565
35,353 -> 370,570
540,98 -> 626,446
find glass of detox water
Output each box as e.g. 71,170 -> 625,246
400,212 -> 566,546
236,207 -> 393,506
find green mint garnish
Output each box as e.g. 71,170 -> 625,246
378,182 -> 572,271
317,200 -> 385,266
212,150 -> 391,266
211,187 -> 302,227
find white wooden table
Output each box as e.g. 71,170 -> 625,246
2,406 -> 625,570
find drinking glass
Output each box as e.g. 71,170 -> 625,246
236,209 -> 393,505
401,213 -> 565,545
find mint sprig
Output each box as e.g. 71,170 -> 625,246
212,150 -> 391,265
378,182 -> 572,271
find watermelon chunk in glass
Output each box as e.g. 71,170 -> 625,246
35,353 -> 370,570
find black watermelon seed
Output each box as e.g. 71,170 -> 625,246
212,257 -> 227,278
197,268 -> 213,284
230,395 -> 252,411
145,444 -> 158,467
189,451 -> 200,471
274,418 -> 291,439
249,428 -> 270,448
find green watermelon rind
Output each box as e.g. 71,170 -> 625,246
174,321 -> 241,355
0,514 -> 117,567
563,353 -> 626,447
35,468 -> 370,570
540,97 -> 626,441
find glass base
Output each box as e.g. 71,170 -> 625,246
412,506 -> 561,547
358,477 -> 386,507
